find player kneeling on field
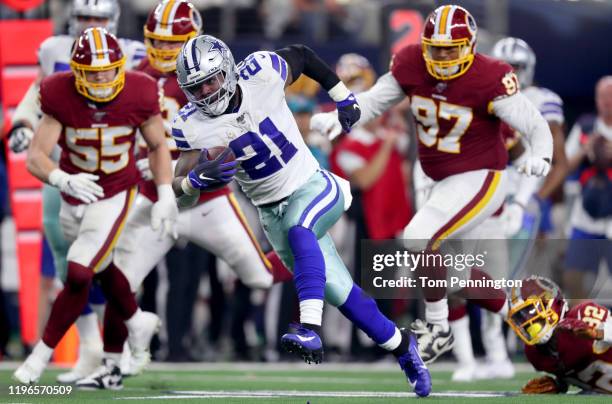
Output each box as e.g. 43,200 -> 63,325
508,276 -> 612,394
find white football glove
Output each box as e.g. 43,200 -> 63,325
136,158 -> 153,181
151,184 -> 178,239
500,202 -> 525,237
310,112 -> 342,141
8,125 -> 34,153
517,156 -> 551,177
48,169 -> 104,204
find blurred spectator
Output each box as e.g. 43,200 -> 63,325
563,76 -> 612,301
288,95 -> 330,169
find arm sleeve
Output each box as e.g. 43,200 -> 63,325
11,82 -> 42,128
275,44 -> 340,90
354,73 -> 406,124
492,92 -> 553,161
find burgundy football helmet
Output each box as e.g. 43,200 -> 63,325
144,0 -> 202,72
508,275 -> 568,345
421,5 -> 477,80
70,27 -> 126,102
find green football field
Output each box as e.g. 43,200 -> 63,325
0,362 -> 608,403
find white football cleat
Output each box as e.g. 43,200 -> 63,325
474,358 -> 515,380
57,340 -> 103,384
451,362 -> 477,382
13,354 -> 48,384
410,319 -> 454,364
76,358 -> 123,390
127,311 -> 160,375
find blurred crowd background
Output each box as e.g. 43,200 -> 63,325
0,0 -> 611,365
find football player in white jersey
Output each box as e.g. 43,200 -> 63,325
170,35 -> 431,397
492,37 -> 568,238
6,0 -> 145,384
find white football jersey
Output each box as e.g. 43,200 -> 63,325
172,51 -> 320,206
38,35 -> 146,76
522,86 -> 564,125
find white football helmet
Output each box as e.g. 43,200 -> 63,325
491,37 -> 536,89
176,35 -> 238,117
69,0 -> 120,36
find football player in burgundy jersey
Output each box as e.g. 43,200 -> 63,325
13,28 -> 177,387
311,4 -> 554,363
509,276 -> 612,394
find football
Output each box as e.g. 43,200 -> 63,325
201,146 -> 236,164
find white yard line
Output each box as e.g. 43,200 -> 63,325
117,390 -> 514,400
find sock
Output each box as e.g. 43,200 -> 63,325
302,323 -> 322,335
75,312 -> 102,345
481,310 -> 509,362
390,328 -> 414,357
103,301 -> 129,354
380,327 -> 403,352
338,284 -> 396,345
266,251 -> 293,283
104,351 -> 122,365
448,303 -> 467,322
299,299 -> 324,326
288,226 -> 326,326
450,315 -> 475,366
95,263 -> 138,320
416,249 -> 447,301
425,299 -> 449,331
125,308 -> 143,332
88,282 -> 106,305
32,341 -> 54,363
456,268 -> 506,313
42,262 -> 93,348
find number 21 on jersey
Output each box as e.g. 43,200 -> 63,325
411,95 -> 473,153
229,117 -> 297,180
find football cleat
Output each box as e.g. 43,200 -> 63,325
127,311 -> 161,375
451,362 -> 477,382
410,319 -> 454,364
76,359 -> 123,390
57,340 -> 103,384
13,354 -> 47,385
280,323 -> 324,364
397,329 -> 432,397
474,358 -> 515,380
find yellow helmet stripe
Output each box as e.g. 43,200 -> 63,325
438,5 -> 452,36
161,0 -> 176,26
92,28 -> 104,60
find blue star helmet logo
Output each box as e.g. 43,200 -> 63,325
209,39 -> 225,55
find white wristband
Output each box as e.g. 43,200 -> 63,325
48,168 -> 67,187
328,81 -> 352,102
180,177 -> 199,196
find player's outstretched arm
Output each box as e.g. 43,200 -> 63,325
492,93 -> 554,177
275,44 -> 360,132
310,73 -> 406,140
7,79 -> 43,153
141,113 -> 179,238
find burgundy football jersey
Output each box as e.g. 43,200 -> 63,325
391,44 -> 515,181
525,301 -> 612,393
134,59 -> 230,204
40,71 -> 161,205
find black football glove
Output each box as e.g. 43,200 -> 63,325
336,93 -> 361,132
